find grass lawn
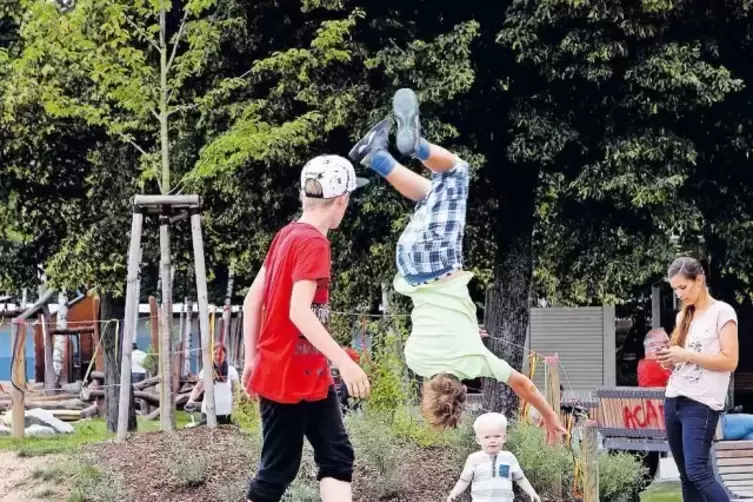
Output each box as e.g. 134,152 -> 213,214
0,412 -> 193,457
641,481 -> 682,502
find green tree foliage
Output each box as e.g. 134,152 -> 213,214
500,0 -> 753,306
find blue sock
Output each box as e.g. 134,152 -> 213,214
416,139 -> 431,161
370,150 -> 397,178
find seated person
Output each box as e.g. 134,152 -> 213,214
637,328 -> 672,388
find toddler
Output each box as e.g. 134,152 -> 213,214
449,412 -> 540,502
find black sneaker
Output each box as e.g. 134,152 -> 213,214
392,88 -> 421,157
348,118 -> 392,168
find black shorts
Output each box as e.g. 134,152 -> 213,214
246,386 -> 354,502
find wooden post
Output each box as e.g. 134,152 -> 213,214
41,306 -> 55,395
159,214 -> 175,430
149,296 -> 159,357
159,299 -> 175,429
221,270 -> 234,345
190,209 -> 216,428
183,299 -> 193,376
582,420 -> 600,502
231,311 -> 242,366
10,321 -> 26,439
545,354 -> 562,498
91,297 -> 104,372
116,211 -> 144,442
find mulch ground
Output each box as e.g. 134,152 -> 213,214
84,425 -> 466,502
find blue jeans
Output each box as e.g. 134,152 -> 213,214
664,396 -> 729,501
722,413 -> 753,440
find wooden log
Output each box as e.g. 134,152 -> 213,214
134,376 -> 160,391
11,321 -> 26,439
144,392 -> 192,422
582,420 -> 599,502
191,210 -> 217,428
116,210 -> 144,442
90,389 -> 161,407
133,194 -> 201,208
52,327 -> 94,335
0,398 -> 90,411
81,404 -> 99,419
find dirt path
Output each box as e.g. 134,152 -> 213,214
0,451 -> 66,502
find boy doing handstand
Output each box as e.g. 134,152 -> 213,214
350,89 -> 565,441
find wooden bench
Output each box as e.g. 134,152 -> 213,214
713,440 -> 753,500
594,386 -> 753,497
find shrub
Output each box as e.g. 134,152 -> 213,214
68,460 -> 125,502
233,389 -> 262,433
345,412 -> 402,498
504,420 -> 645,502
598,450 -> 647,501
167,440 -> 208,488
505,420 -> 573,499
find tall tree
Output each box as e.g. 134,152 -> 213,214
490,0 -> 746,411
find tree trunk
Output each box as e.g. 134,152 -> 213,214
482,174 -> 537,418
156,0 -> 176,431
101,292 -> 136,432
54,292 -> 67,386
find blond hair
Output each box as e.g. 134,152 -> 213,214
301,179 -> 336,211
473,412 -> 508,434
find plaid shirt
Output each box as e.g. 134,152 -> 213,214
396,160 -> 469,282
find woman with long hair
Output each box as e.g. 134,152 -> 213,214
186,343 -> 239,425
658,256 -> 739,501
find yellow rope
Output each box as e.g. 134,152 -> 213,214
520,353 -> 539,422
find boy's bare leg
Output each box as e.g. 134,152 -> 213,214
349,118 -> 430,201
320,478 -> 352,502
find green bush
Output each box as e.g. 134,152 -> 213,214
503,420 -> 645,501
233,390 -> 262,433
598,450 -> 647,501
506,420 -> 573,499
345,412 -> 402,498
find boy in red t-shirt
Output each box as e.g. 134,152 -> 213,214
241,154 -> 371,502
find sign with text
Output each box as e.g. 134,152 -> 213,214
595,388 -> 667,432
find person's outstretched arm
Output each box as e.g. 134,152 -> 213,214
507,370 -> 566,444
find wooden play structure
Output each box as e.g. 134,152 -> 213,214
594,386 -> 753,500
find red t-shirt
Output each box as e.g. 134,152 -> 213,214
637,359 -> 671,388
248,222 -> 334,403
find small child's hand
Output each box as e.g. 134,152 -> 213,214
530,494 -> 541,502
446,495 -> 455,502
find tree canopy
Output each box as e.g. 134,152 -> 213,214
3,1 -> 753,414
